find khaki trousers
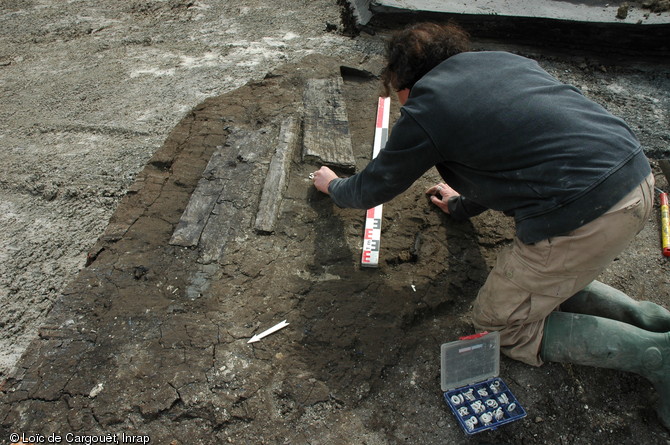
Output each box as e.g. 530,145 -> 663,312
472,174 -> 655,366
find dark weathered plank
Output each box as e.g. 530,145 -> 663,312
169,147 -> 230,247
197,126 -> 276,264
254,117 -> 300,234
302,77 -> 355,170
169,125 -> 276,261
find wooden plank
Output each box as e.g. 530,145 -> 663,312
198,126 -> 276,264
254,117 -> 300,234
169,147 -> 230,247
302,77 -> 355,170
170,125 -> 276,255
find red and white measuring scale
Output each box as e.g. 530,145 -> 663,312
361,97 -> 390,267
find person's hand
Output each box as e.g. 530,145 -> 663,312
311,166 -> 338,194
426,182 -> 459,214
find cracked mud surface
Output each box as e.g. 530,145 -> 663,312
2,1 -> 670,444
0,0 -> 358,377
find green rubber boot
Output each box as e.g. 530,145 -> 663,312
541,312 -> 670,430
561,280 -> 670,332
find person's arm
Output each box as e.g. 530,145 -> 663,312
315,111 -> 442,209
447,195 -> 488,220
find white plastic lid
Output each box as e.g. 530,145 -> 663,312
440,331 -> 500,392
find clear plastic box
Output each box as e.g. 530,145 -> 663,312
441,331 -> 526,434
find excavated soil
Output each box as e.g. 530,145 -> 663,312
2,1 -> 670,444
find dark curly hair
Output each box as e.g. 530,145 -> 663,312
381,22 -> 471,96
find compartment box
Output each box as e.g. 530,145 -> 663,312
441,331 -> 526,435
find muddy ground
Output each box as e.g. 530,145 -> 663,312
2,1 -> 670,444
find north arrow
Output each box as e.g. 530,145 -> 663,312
247,319 -> 289,343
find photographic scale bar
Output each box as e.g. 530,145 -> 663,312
361,96 -> 390,267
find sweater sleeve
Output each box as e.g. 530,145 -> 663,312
447,196 -> 489,221
328,111 -> 442,209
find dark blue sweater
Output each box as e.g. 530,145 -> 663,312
328,51 -> 651,244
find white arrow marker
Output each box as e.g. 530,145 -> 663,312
247,320 -> 289,343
